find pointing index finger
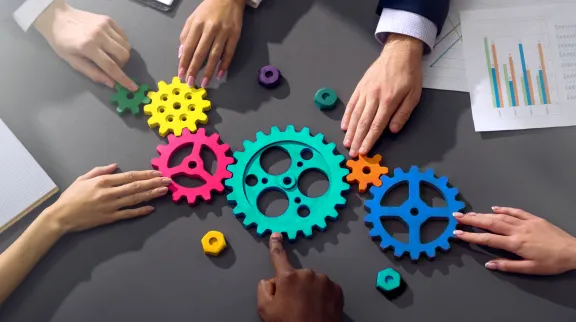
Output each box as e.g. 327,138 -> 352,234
269,232 -> 293,275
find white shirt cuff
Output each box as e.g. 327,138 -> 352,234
246,0 -> 261,8
13,0 -> 54,31
375,8 -> 438,53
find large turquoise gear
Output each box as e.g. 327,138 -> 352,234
364,166 -> 465,260
225,125 -> 350,241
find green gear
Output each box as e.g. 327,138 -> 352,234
225,125 -> 350,241
110,82 -> 151,116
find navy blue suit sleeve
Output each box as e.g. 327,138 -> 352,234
377,0 -> 450,35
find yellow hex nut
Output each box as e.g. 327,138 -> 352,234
201,231 -> 227,256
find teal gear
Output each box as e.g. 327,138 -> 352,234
225,125 -> 350,241
110,82 -> 150,116
314,87 -> 338,110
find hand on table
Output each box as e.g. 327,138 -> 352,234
45,164 -> 171,234
454,207 -> 576,275
34,1 -> 137,91
342,33 -> 424,158
257,233 -> 344,322
178,0 -> 245,88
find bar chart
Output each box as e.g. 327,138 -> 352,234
484,37 -> 553,108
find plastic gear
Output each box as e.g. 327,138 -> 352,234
225,125 -> 350,240
151,128 -> 233,204
346,154 -> 389,193
144,77 -> 211,137
364,166 -> 465,260
110,82 -> 150,115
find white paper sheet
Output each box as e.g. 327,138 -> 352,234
422,0 -> 576,92
0,119 -> 57,231
461,4 -> 576,131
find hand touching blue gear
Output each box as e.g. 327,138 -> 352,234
364,166 -> 465,260
225,125 -> 350,241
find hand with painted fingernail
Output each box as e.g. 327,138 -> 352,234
257,233 -> 344,322
33,1 -> 137,91
453,207 -> 576,275
45,164 -> 171,233
342,33 -> 423,158
178,0 -> 246,88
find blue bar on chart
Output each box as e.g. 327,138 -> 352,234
491,66 -> 500,107
509,80 -> 517,106
518,43 -> 533,106
538,69 -> 548,104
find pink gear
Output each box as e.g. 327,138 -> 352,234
151,128 -> 233,205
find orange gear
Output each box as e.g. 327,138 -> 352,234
346,154 -> 389,193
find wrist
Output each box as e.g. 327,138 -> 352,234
37,205 -> 68,238
33,0 -> 69,35
382,33 -> 424,59
566,238 -> 576,272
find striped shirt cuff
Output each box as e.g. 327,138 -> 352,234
375,8 -> 437,54
13,0 -> 54,31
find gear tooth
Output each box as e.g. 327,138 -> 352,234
186,194 -> 199,205
335,154 -> 345,164
256,131 -> 266,141
256,225 -> 268,236
151,158 -> 160,169
302,226 -> 313,238
271,126 -> 280,134
393,248 -> 405,258
173,127 -> 183,137
438,176 -> 449,185
315,219 -> 328,231
410,250 -> 422,261
339,168 -> 350,178
286,124 -> 295,132
393,168 -> 405,177
196,127 -> 206,137
143,104 -> 153,115
440,241 -> 451,251
425,248 -> 436,259
242,217 -> 255,227
287,230 -> 298,241
424,168 -> 435,178
409,166 -> 420,174
314,133 -> 325,143
158,81 -> 168,89
326,142 -> 336,152
368,228 -> 380,237
242,139 -> 254,150
301,127 -> 311,136
167,134 -> 176,143
373,154 -> 382,162
171,77 -> 181,84
326,209 -> 339,220
337,196 -> 347,205
346,159 -> 355,167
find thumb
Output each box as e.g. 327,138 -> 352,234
78,164 -> 117,181
257,278 -> 275,307
485,259 -> 538,274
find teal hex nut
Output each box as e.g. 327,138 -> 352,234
314,87 -> 338,110
376,268 -> 401,293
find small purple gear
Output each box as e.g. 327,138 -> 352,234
258,65 -> 281,88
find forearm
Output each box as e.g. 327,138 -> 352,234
0,207 -> 63,303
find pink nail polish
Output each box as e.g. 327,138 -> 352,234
216,70 -> 225,80
453,230 -> 464,236
178,68 -> 185,79
187,76 -> 194,87
485,262 -> 498,270
201,77 -> 209,88
178,45 -> 183,58
452,212 -> 463,218
344,139 -> 351,147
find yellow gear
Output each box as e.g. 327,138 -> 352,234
143,77 -> 211,137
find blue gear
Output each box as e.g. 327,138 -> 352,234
225,125 -> 350,241
364,166 -> 465,260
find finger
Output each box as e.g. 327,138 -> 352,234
186,29 -> 217,87
491,206 -> 535,220
217,32 -> 240,80
453,230 -> 513,251
89,49 -> 137,91
114,206 -> 155,221
180,15 -> 194,44
114,187 -> 169,208
269,232 -> 293,275
108,19 -> 128,41
453,212 -> 515,235
200,33 -> 226,87
342,90 -> 360,131
67,55 -> 115,88
257,278 -> 275,308
358,99 -> 395,155
102,35 -> 130,67
343,95 -> 366,151
349,96 -> 379,157
106,25 -> 130,53
485,259 -> 538,274
388,89 -> 420,133
480,213 -> 523,226
110,177 -> 172,198
179,20 -> 202,80
102,170 -> 162,186
78,164 -> 117,180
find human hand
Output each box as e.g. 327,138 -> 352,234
44,164 -> 171,234
257,233 -> 344,322
342,34 -> 424,158
34,0 -> 137,91
454,207 -> 576,275
178,0 -> 245,88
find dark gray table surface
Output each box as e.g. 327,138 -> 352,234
2,0 -> 576,321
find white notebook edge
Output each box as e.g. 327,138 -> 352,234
0,186 -> 59,234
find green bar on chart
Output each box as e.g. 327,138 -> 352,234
520,76 -> 529,105
484,38 -> 497,108
536,75 -> 544,105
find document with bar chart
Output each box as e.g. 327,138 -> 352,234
461,5 -> 576,131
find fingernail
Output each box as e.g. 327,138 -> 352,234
129,81 -> 138,92
158,187 -> 169,194
147,206 -> 155,213
390,122 -> 400,133
344,139 -> 351,147
178,45 -> 183,58
453,230 -> 464,236
161,178 -> 172,185
492,206 -> 500,211
152,171 -> 162,177
216,70 -> 224,80
178,68 -> 186,79
467,212 -> 477,216
187,76 -> 194,87
453,212 -> 464,218
359,147 -> 367,155
485,262 -> 498,270
105,81 -> 115,89
271,232 -> 283,241
201,77 -> 209,88
350,149 -> 357,157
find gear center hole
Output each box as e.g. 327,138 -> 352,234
209,237 -> 218,245
173,102 -> 181,110
127,92 -> 135,99
283,177 -> 292,185
322,93 -> 329,100
362,166 -> 371,174
265,71 -> 273,78
410,208 -> 419,216
188,161 -> 197,169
